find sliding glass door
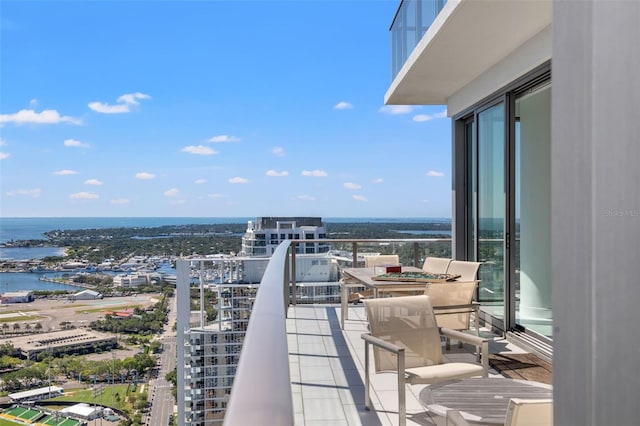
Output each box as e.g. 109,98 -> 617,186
514,84 -> 552,337
457,68 -> 551,338
476,103 -> 506,321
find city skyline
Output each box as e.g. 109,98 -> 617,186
1,1 -> 452,218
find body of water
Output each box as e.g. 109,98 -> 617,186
0,217 -> 450,292
0,272 -> 83,292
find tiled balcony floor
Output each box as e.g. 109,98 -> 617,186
287,303 -> 533,426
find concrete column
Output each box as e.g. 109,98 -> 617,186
552,1 -> 640,425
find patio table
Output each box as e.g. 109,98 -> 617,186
419,377 -> 552,424
340,266 -> 450,329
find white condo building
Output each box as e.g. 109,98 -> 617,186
177,258 -> 257,425
240,216 -> 331,256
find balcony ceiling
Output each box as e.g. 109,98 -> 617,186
385,0 -> 552,106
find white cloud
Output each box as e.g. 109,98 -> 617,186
302,170 -> 328,177
88,92 -> 151,114
182,145 -> 219,155
30,99 -> 38,106
135,172 -> 156,180
228,177 -> 249,184
343,182 -> 361,190
69,192 -> 99,200
379,105 -> 415,115
266,170 -> 289,177
372,178 -> 384,184
53,169 -> 78,176
111,198 -> 130,205
194,179 -> 207,184
0,138 -> 6,146
209,135 -> 241,143
170,199 -> 187,205
6,188 -> 41,198
271,146 -> 285,157
296,195 -> 316,201
87,102 -> 129,114
426,170 -> 445,177
164,188 -> 179,197
0,109 -> 82,125
352,195 -> 368,202
85,179 -> 103,185
334,101 -> 354,110
64,138 -> 90,148
208,193 -> 224,198
413,109 -> 448,122
118,92 -> 151,104
0,152 -> 9,160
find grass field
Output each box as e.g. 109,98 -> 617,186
48,383 -> 136,411
0,314 -> 43,323
75,304 -> 141,314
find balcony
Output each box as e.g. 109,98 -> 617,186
224,241 -> 544,425
386,0 -> 551,106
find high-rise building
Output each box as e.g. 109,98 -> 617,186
177,258 -> 257,425
240,216 -> 331,256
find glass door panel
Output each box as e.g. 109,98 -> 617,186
514,85 -> 552,337
477,103 -> 505,320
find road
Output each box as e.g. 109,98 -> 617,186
146,295 -> 177,426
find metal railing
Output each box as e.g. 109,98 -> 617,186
223,241 -> 293,426
289,237 -> 450,304
390,0 -> 447,78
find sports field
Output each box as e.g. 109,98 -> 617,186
0,405 -> 82,426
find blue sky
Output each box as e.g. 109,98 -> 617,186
0,0 -> 451,219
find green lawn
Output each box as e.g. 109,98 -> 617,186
47,383 -> 136,411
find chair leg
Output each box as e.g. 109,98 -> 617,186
364,340 -> 371,410
397,349 -> 406,426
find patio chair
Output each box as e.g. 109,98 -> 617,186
347,254 -> 400,303
505,398 -> 553,426
362,295 -> 488,426
446,260 -> 482,281
422,256 -> 452,274
426,280 -> 480,334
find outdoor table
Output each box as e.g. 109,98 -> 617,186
340,266 -> 455,329
419,377 -> 552,424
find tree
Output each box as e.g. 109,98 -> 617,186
35,323 -> 43,331
12,323 -> 20,331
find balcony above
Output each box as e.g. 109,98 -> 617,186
385,0 -> 551,106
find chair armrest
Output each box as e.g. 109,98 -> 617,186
439,327 -> 489,377
439,327 -> 486,346
433,303 -> 478,312
361,332 -> 404,355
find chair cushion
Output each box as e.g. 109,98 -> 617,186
406,362 -> 485,384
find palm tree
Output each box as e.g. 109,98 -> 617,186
35,323 -> 43,331
12,323 -> 20,331
1,323 -> 8,334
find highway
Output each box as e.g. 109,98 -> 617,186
146,295 -> 177,426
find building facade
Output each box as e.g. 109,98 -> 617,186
386,1 -> 640,424
387,0 -> 553,347
176,259 -> 257,425
240,217 -> 331,256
